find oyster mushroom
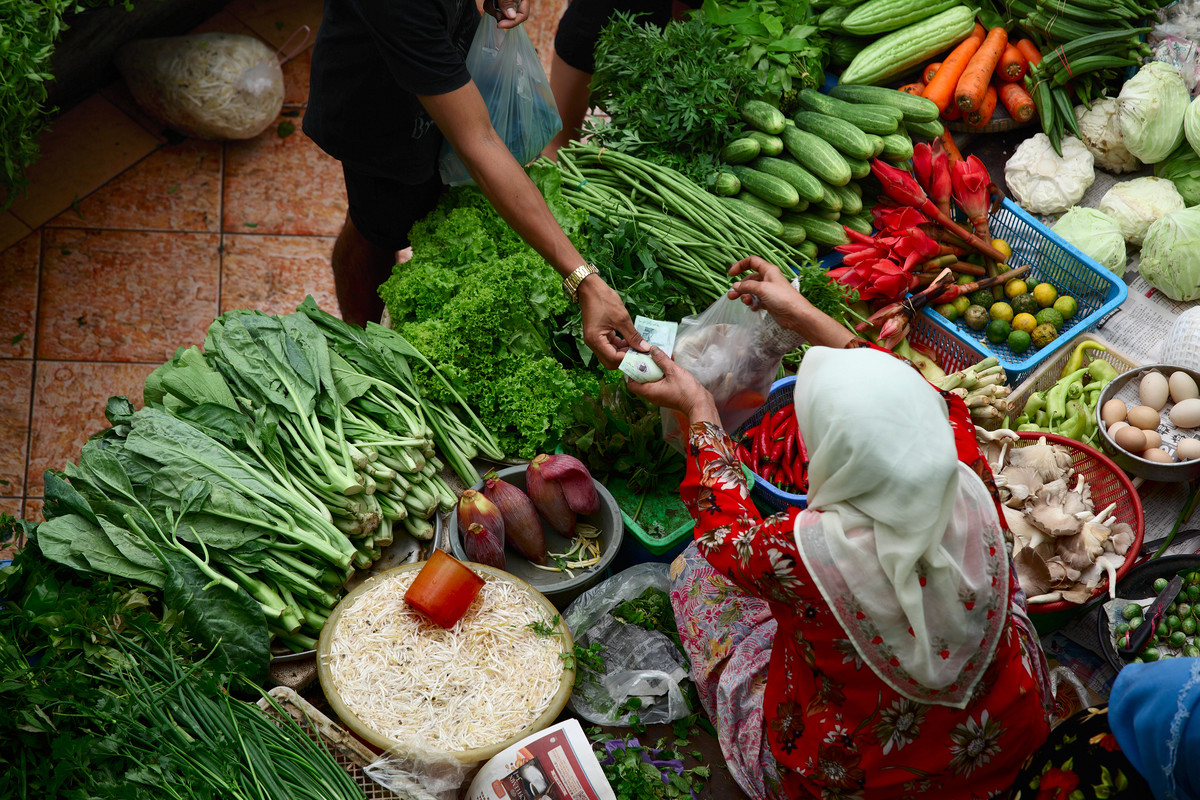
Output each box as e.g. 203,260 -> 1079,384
1027,495 -> 1084,538
1014,546 -> 1054,597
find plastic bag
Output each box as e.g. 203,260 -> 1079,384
363,747 -> 471,800
662,295 -> 797,450
562,563 -> 691,726
116,33 -> 284,140
439,15 -> 561,185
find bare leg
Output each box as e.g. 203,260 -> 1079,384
541,53 -> 592,159
331,212 -> 396,327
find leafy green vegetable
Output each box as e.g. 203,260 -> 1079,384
587,13 -> 750,184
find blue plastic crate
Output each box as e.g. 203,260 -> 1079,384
919,197 -> 1128,386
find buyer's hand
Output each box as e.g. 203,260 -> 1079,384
625,348 -> 719,424
578,277 -> 649,369
485,0 -> 530,28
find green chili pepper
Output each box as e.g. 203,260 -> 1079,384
1061,340 -> 1107,378
1026,392 -> 1048,417
1088,358 -> 1119,385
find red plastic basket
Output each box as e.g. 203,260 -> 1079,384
1011,432 -> 1144,616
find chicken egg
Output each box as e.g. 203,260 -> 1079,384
1107,420 -> 1130,438
1127,405 -> 1162,431
1140,371 -> 1170,410
1142,448 -> 1175,464
1170,371 -> 1200,404
1170,398 -> 1200,429
1176,438 -> 1200,462
1101,398 -> 1128,428
1143,430 -> 1163,450
1114,425 -> 1147,453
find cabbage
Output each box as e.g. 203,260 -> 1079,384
1138,207 -> 1200,301
1155,142 -> 1200,206
1098,176 -> 1186,247
1116,62 -> 1189,164
1187,95 -> 1200,158
1075,98 -> 1141,174
1051,207 -> 1127,276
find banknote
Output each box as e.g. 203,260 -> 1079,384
634,315 -> 677,357
618,351 -> 665,384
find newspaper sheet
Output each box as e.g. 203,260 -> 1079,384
464,719 -> 616,800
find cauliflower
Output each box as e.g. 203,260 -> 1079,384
1005,133 -> 1096,215
1074,98 -> 1142,174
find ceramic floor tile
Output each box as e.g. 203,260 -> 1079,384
37,229 -> 220,363
0,213 -> 33,254
223,121 -> 347,236
220,234 -> 339,317
281,46 -> 313,106
190,8 -> 260,36
7,95 -> 161,231
224,0 -> 325,51
27,361 -> 156,497
46,140 -> 222,233
99,80 -> 172,144
0,233 -> 40,359
0,360 -> 33,499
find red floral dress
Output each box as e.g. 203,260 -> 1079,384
674,367 -> 1052,800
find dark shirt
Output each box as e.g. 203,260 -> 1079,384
304,0 -> 480,182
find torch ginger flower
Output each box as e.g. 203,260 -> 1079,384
912,141 -> 953,218
950,154 -> 997,240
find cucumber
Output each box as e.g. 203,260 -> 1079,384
842,212 -> 874,236
797,240 -> 819,261
792,111 -> 877,161
903,118 -> 945,140
880,131 -> 914,161
817,4 -> 853,31
842,154 -> 871,179
814,207 -> 841,221
719,137 -> 761,165
740,100 -> 787,135
780,126 -> 852,187
829,84 -> 941,123
752,156 -> 825,203
829,182 -> 863,215
728,165 -> 800,209
817,182 -> 842,212
746,131 -> 784,157
721,197 -> 785,237
785,213 -> 851,248
779,221 -> 808,246
796,89 -> 901,135
735,191 -> 783,218
865,133 -> 886,157
711,171 -> 741,197
846,180 -> 863,197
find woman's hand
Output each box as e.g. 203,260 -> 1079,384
625,348 -> 720,424
728,256 -> 855,349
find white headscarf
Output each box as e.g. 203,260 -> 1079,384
792,347 -> 1008,709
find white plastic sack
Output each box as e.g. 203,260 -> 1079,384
562,564 -> 691,727
116,33 -> 284,140
439,15 -> 561,185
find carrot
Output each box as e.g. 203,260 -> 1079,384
921,24 -> 987,114
1015,38 -> 1042,68
898,81 -> 927,96
995,43 -> 1027,83
955,27 -> 1008,112
939,128 -> 964,164
924,62 -> 942,85
942,103 -> 963,121
997,81 -> 1035,122
966,84 -> 998,127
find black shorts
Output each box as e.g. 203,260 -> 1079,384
342,164 -> 446,252
554,0 -> 678,73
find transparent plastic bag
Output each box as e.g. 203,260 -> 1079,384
562,564 -> 691,727
363,747 -> 472,800
662,295 -> 794,451
439,15 -> 561,186
116,33 -> 284,140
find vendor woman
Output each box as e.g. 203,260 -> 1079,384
627,257 -> 1054,799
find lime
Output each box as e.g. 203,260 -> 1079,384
964,305 -> 990,331
1033,282 -> 1058,308
985,319 -> 1011,344
951,295 -> 971,315
1012,312 -> 1038,334
1035,307 -> 1064,331
934,303 -> 958,322
969,288 -> 995,307
956,273 -> 975,286
1053,295 -> 1078,320
1032,323 -> 1058,348
1008,329 -> 1032,354
992,238 -> 1013,261
990,302 -> 1014,323
1004,279 -> 1028,299
1011,293 -> 1039,316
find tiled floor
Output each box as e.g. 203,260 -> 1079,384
0,0 -> 570,549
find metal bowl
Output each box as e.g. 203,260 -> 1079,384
1095,364 -> 1200,483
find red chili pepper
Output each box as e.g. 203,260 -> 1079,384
758,416 -> 773,459
783,427 -> 796,465
769,438 -> 786,463
736,444 -> 752,465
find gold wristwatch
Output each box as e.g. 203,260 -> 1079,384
563,263 -> 599,303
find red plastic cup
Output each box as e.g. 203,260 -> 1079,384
404,550 -> 485,628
